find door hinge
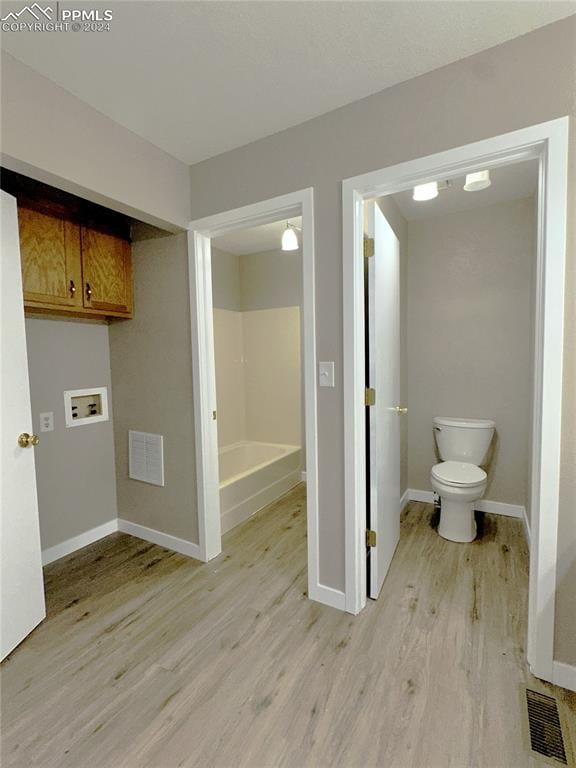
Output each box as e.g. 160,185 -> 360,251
365,387 -> 376,406
363,235 -> 374,259
366,529 -> 377,548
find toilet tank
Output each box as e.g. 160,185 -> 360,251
433,417 -> 495,465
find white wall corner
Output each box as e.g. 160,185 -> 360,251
552,661 -> 576,693
42,519 -> 119,566
117,519 -> 203,561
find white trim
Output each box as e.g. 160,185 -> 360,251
522,507 -> 531,549
221,470 -> 302,534
342,118 -> 569,683
406,489 -> 525,519
42,519 -> 118,565
300,471 -> 307,482
117,519 -> 202,560
308,583 -> 346,611
188,189 -> 324,604
552,661 -> 576,693
63,386 -> 109,428
400,488 -> 410,511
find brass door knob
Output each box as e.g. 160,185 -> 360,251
18,432 -> 39,448
394,406 -> 408,415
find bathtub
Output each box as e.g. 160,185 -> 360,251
219,441 -> 302,534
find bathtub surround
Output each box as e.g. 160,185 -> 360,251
406,197 -> 536,510
212,307 -> 301,448
25,317 -> 118,555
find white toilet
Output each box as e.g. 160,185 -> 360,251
430,417 -> 495,543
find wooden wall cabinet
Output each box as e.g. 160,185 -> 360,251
18,207 -> 133,319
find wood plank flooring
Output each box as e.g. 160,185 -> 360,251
1,485 -> 574,768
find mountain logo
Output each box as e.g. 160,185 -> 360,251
1,3 -> 53,22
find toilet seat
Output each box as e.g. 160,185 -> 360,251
431,461 -> 486,487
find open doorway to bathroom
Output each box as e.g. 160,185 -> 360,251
188,190 -> 329,608
210,220 -> 305,537
343,120 -> 569,686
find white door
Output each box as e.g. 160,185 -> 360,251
0,190 -> 46,660
366,201 -> 401,599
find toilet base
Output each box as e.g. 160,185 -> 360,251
438,498 -> 477,543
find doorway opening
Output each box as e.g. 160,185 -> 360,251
343,118 -> 569,686
188,189 -> 331,607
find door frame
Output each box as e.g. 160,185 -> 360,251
342,117 -> 569,684
188,188 -> 326,603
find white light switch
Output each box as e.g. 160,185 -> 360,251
39,412 -> 54,432
319,361 -> 335,388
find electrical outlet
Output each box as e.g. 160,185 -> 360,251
39,412 -> 54,432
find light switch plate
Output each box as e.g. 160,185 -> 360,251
319,361 -> 335,388
39,412 -> 54,432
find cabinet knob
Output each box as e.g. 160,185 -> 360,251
70,279 -> 76,297
85,282 -> 92,301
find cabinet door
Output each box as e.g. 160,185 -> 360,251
81,228 -> 133,314
18,208 -> 82,308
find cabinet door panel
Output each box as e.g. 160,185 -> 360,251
18,208 -> 82,308
81,228 -> 132,314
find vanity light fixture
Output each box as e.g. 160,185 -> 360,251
281,222 -> 300,251
412,181 -> 439,201
464,169 -> 491,191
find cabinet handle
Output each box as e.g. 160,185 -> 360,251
85,282 -> 92,301
69,280 -> 76,297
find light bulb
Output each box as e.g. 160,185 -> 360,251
464,170 -> 491,191
281,225 -> 299,251
413,182 -> 439,201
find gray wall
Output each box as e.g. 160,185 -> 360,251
406,197 -> 536,507
211,247 -> 302,311
1,52 -> 190,230
109,233 -> 198,542
25,317 -> 118,550
187,19 -> 575,662
377,197 -> 408,496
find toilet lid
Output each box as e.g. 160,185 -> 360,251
431,461 -> 486,486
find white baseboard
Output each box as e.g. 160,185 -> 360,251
309,582 -> 346,611
117,519 -> 202,560
221,469 -> 302,535
400,488 -> 410,511
42,519 -> 119,565
522,508 -> 531,548
552,660 -> 576,692
301,470 -> 307,482
407,489 -> 525,519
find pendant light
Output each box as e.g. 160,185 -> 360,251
281,222 -> 299,251
412,182 -> 439,201
464,170 -> 491,191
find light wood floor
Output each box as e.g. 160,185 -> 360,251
1,485 -> 574,768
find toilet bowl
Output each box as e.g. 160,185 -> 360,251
431,461 -> 487,542
431,417 -> 495,543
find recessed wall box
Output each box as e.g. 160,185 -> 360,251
64,387 -> 109,428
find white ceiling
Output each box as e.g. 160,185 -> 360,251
391,160 -> 539,221
213,218 -> 302,255
2,2 -> 574,165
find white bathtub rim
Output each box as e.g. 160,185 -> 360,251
220,468 -> 303,535
219,440 -> 301,488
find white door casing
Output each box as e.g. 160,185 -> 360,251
366,201 -> 401,599
0,190 -> 46,661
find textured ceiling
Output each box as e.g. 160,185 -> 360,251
2,2 -> 574,164
213,218 -> 302,255
391,160 -> 539,221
